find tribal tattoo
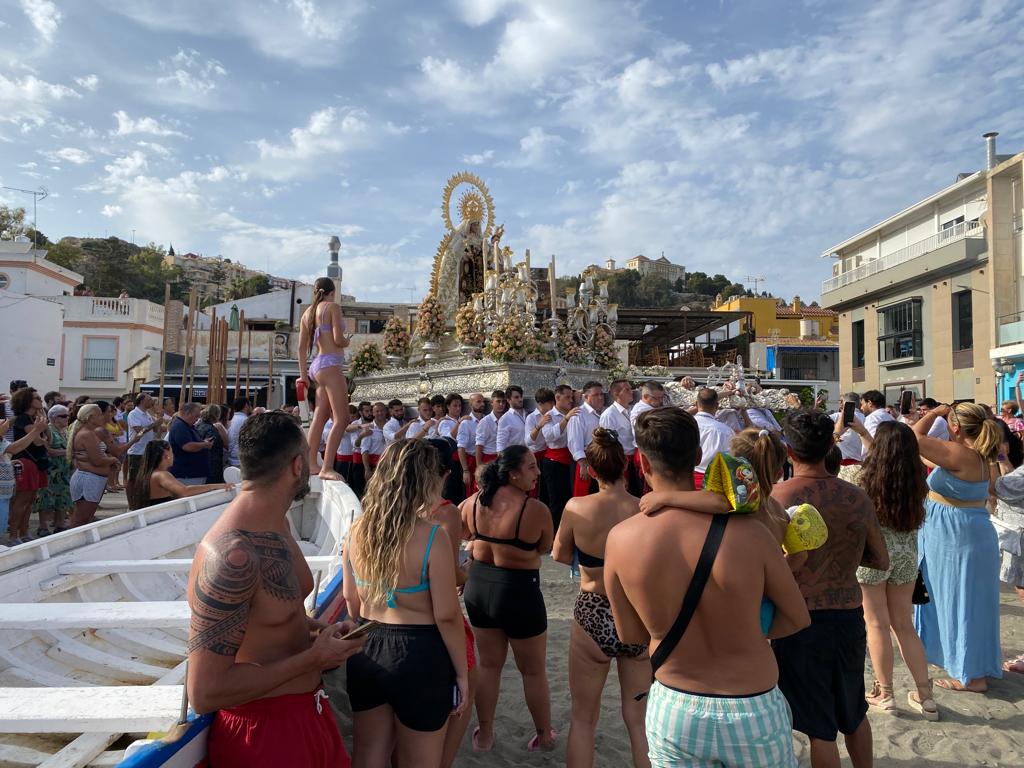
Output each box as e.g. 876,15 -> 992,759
187,530 -> 302,656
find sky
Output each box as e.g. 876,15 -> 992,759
1,0 -> 1022,304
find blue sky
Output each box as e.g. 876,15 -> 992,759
1,0 -> 1022,303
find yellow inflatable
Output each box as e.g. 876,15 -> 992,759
782,503 -> 828,555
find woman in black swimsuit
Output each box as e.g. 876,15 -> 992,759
553,427 -> 650,768
130,440 -> 230,509
459,445 -> 555,753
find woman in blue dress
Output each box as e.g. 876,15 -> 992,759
912,402 -> 1003,692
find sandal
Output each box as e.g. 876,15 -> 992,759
1002,655 -> 1024,674
471,727 -> 493,754
35,528 -> 51,538
865,680 -> 896,713
526,729 -> 556,752
907,681 -> 939,721
934,678 -> 987,693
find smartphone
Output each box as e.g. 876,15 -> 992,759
842,401 -> 856,426
452,684 -> 462,711
339,620 -> 379,641
899,390 -> 913,415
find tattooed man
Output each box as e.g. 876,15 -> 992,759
187,411 -> 365,767
771,408 -> 889,768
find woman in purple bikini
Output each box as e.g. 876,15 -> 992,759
298,277 -> 351,480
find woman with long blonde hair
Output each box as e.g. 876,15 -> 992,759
343,439 -> 467,767
297,276 -> 350,480
913,401 -> 1004,692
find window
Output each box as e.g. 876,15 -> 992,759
779,352 -> 819,380
851,320 -> 865,368
877,298 -> 923,365
953,290 -> 973,351
0,273 -> 9,290
83,337 -> 117,380
357,319 -> 371,334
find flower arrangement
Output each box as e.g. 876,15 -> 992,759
454,302 -> 485,347
555,323 -> 589,365
382,316 -> 411,358
484,314 -> 545,363
416,294 -> 447,343
349,341 -> 385,376
593,325 -> 618,369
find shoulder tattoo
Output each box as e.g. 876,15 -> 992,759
187,530 -> 301,656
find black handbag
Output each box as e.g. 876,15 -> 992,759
912,570 -> 930,605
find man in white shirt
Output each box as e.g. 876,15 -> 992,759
126,392 -> 161,503
600,378 -> 642,495
540,385 -> 578,524
830,392 -> 868,483
383,399 -> 413,444
474,389 -> 506,470
694,388 -> 735,488
524,387 -> 551,504
355,402 -> 389,481
406,398 -> 438,440
496,385 -> 527,452
226,396 -> 252,468
568,380 -> 604,497
917,398 -> 950,440
860,390 -> 895,437
348,401 -> 373,499
457,393 -> 485,495
437,393 -> 463,443
629,380 -> 664,426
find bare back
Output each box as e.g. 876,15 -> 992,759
606,508 -> 796,695
187,505 -> 317,698
555,486 -> 639,594
306,301 -> 346,356
772,474 -> 886,611
460,487 -> 552,569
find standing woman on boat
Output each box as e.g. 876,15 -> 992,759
553,428 -> 649,768
343,439 -> 468,766
130,439 -> 231,509
67,404 -> 119,527
460,445 -> 556,753
298,277 -> 350,480
913,402 -> 1004,692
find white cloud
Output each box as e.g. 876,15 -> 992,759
0,73 -> 80,130
20,0 -> 61,43
113,110 -> 186,138
155,48 -> 228,105
706,48 -> 803,90
74,74 -> 100,91
100,204 -> 122,217
41,146 -> 91,164
462,149 -> 494,165
499,127 -> 564,168
18,161 -> 37,169
250,106 -> 371,181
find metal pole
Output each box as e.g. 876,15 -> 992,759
245,323 -> 252,399
235,310 -> 244,397
158,283 -> 170,408
267,332 -> 274,408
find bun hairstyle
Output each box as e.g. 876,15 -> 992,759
66,403 -> 102,460
730,427 -> 786,503
782,408 -> 835,463
585,427 -> 627,485
479,444 -> 531,506
950,402 -> 1002,463
307,277 -> 336,354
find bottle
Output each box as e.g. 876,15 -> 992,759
296,380 -> 310,426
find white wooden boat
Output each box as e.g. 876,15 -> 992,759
0,478 -> 360,768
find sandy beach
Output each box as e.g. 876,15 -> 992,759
323,556 -> 1024,768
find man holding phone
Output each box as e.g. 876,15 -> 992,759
859,390 -> 894,438
831,393 -> 869,484
187,412 -> 366,768
167,402 -> 214,486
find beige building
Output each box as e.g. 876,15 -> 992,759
822,132 -> 1023,406
625,253 -> 685,283
164,251 -> 287,302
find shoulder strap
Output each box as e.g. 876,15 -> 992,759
650,514 -> 729,675
513,494 -> 530,538
421,524 -> 440,580
471,497 -> 479,537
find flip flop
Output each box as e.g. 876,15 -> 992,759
1003,655 -> 1024,674
471,727 -> 493,754
934,678 -> 987,693
526,729 -> 556,752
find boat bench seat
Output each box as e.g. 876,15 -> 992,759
0,602 -> 189,630
56,555 -> 336,575
0,685 -> 184,733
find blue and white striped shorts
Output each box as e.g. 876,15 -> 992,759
646,681 -> 797,768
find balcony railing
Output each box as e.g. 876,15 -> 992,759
822,219 -> 983,294
83,358 -> 116,381
997,311 -> 1024,347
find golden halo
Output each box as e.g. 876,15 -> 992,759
441,170 -> 494,239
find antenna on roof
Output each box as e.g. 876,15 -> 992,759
745,275 -> 766,294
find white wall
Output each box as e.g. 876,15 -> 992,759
0,292 -> 63,392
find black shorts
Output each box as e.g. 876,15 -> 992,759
346,623 -> 455,732
463,561 -> 547,640
772,607 -> 868,741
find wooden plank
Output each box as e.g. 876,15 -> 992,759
45,632 -> 171,683
36,733 -> 120,768
0,686 -> 183,733
0,602 -> 188,630
57,556 -> 335,575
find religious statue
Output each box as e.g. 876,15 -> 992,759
430,171 -> 495,325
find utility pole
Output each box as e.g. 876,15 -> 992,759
1,185 -> 48,248
745,275 -> 767,294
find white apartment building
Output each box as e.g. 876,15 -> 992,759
625,253 -> 685,283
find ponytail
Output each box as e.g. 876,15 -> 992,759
974,417 -> 1002,463
307,277 -> 335,355
479,445 -> 530,506
952,403 -> 1002,463
730,427 -> 786,503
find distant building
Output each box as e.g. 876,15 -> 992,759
713,295 -> 839,342
164,251 -> 288,302
625,253 -> 685,283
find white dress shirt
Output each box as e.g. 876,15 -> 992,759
630,399 -> 655,426
437,415 -> 459,441
497,408 -> 527,452
127,408 -> 157,458
695,410 -> 735,473
831,410 -> 867,462
457,414 -> 480,452
525,409 -> 548,453
358,423 -> 386,455
406,417 -> 435,440
383,416 -> 405,444
541,409 -> 570,450
599,401 -> 636,455
475,412 -> 500,455
928,415 -> 949,440
864,408 -> 895,438
747,408 -> 782,432
567,403 -> 601,462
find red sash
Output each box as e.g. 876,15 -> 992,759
693,470 -> 704,489
840,459 -> 861,466
367,454 -> 381,467
480,452 -> 497,464
545,447 -> 572,465
573,462 -> 595,498
462,455 -> 478,495
335,454 -> 353,463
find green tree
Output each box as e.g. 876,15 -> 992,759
45,240 -> 84,271
636,274 -> 676,307
674,277 -> 685,292
0,205 -> 26,238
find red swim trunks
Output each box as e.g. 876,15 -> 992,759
206,686 -> 349,768
464,616 -> 476,671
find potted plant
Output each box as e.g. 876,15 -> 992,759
382,316 -> 411,366
416,294 -> 447,360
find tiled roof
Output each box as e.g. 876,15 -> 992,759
775,306 -> 838,319
766,337 -> 839,348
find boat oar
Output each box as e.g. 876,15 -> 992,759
178,660 -> 190,726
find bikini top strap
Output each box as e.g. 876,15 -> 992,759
513,494 -> 529,539
421,524 -> 440,581
471,496 -> 479,537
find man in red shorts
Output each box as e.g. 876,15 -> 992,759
187,411 -> 367,767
